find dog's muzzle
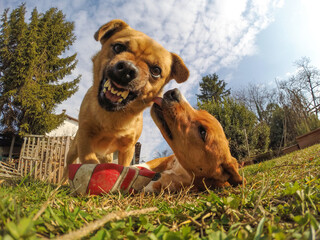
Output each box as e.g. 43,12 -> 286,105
164,88 -> 181,102
111,61 -> 138,86
97,61 -> 139,112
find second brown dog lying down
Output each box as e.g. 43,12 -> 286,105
138,89 -> 245,192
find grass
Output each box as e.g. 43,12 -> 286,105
0,144 -> 319,239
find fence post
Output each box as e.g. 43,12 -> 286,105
18,137 -> 27,174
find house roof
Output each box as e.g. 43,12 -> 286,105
66,114 -> 78,122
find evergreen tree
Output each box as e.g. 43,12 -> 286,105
196,73 -> 231,103
0,4 -> 80,136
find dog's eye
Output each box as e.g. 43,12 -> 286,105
113,43 -> 126,54
198,125 -> 207,142
150,66 -> 162,78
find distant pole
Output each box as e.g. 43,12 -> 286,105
134,142 -> 141,164
9,135 -> 16,159
243,129 -> 250,158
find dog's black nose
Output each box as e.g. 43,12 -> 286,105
113,61 -> 138,84
164,88 -> 181,102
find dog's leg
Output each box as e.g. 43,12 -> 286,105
144,169 -> 191,193
118,146 -> 135,166
61,137 -> 79,184
66,138 -> 78,165
77,130 -> 100,164
142,155 -> 176,172
78,150 -> 99,164
98,153 -> 113,163
141,156 -> 192,192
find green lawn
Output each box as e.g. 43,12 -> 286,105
0,144 -> 319,239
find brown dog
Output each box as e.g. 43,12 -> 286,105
65,20 -> 189,170
138,89 -> 245,192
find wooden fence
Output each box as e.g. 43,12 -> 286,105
16,135 -> 142,184
18,135 -> 73,184
0,161 -> 21,179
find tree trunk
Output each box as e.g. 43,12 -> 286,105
308,76 -> 318,116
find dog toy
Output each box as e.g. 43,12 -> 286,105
69,163 -> 160,196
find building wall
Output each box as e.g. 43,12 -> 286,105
47,119 -> 78,137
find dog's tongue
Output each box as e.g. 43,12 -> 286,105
152,97 -> 163,106
105,90 -> 121,103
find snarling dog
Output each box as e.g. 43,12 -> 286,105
139,89 -> 245,192
65,20 -> 189,169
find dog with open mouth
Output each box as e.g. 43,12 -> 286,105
138,89 -> 245,192
65,20 -> 189,170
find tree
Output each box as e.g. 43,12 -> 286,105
198,97 -> 270,160
292,57 -> 320,116
197,75 -> 269,159
196,73 -> 230,103
268,104 -> 285,150
234,75 -> 320,151
0,4 -> 80,137
275,78 -> 320,144
154,149 -> 173,158
234,84 -> 277,123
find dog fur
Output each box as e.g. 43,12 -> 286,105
139,89 -> 245,192
65,20 -> 189,170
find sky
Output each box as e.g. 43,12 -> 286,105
1,0 -> 320,162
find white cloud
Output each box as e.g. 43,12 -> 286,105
2,0 -> 283,161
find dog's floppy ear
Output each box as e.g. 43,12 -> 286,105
170,53 -> 189,83
221,157 -> 246,187
94,19 -> 129,44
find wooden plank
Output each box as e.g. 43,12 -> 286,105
51,137 -> 58,184
39,137 -> 46,180
64,136 -> 71,167
54,137 -> 61,184
24,137 -> 30,177
47,137 -> 55,183
43,137 -> 51,181
0,163 -> 20,175
56,136 -> 63,184
19,156 -> 39,160
18,137 -> 27,173
24,134 -> 45,138
30,137 -> 35,178
0,173 -> 21,178
20,158 -> 25,176
57,136 -> 66,183
0,162 -> 19,173
34,137 -> 40,179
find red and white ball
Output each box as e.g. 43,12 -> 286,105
68,163 -> 158,196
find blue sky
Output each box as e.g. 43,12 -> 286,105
1,0 -> 319,161
225,0 -> 320,90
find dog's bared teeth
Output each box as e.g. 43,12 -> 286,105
121,91 -> 129,99
104,79 -> 110,88
102,79 -> 130,101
